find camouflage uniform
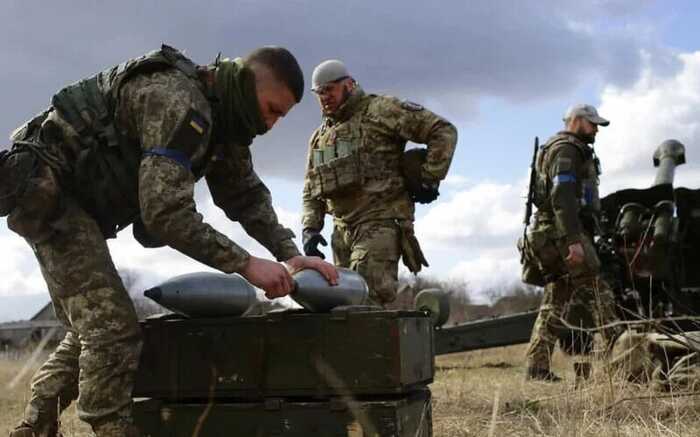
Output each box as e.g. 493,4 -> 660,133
302,88 -> 457,305
524,132 -> 619,376
7,47 -> 299,436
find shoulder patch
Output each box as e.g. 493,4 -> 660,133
166,108 -> 210,157
401,100 -> 424,112
188,110 -> 209,136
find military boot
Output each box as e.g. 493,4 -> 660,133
525,367 -> 562,382
8,421 -> 62,437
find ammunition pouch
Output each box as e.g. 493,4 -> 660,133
517,235 -> 547,287
520,224 -> 601,286
397,220 -> 428,274
521,226 -> 565,285
0,148 -> 38,217
307,153 -> 362,198
6,155 -> 63,243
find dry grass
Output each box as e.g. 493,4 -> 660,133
0,352 -> 92,436
432,345 -> 700,436
2,346 -> 700,436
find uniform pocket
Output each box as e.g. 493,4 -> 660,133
332,154 -> 362,193
307,167 -> 324,198
518,236 -> 546,287
527,227 -> 565,275
7,162 -> 62,243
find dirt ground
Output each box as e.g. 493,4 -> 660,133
2,345 -> 700,436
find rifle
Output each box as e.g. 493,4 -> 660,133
523,137 -> 539,227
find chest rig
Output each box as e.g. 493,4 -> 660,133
307,94 -> 405,200
535,133 -> 601,220
49,45 -> 206,238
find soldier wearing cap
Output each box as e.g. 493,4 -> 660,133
301,60 -> 458,306
522,104 -> 621,382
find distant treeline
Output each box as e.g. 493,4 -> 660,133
389,274 -> 542,326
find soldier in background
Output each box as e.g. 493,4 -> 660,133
1,45 -> 337,437
522,104 -> 620,382
301,60 -> 457,306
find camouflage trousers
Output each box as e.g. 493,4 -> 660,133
525,274 -> 619,372
332,220 -> 401,306
18,198 -> 142,436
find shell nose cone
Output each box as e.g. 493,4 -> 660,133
144,287 -> 163,302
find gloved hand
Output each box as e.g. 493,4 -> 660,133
401,148 -> 440,204
411,180 -> 440,204
302,228 -> 328,259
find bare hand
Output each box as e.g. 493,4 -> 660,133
240,256 -> 295,299
285,255 -> 339,286
565,242 -> 585,267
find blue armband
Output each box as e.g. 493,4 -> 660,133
583,186 -> 594,205
552,173 -> 576,184
143,147 -> 192,171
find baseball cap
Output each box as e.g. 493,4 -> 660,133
563,104 -> 610,126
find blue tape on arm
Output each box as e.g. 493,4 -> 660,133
552,173 -> 576,184
143,147 -> 192,171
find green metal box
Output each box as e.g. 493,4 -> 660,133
133,389 -> 432,437
134,309 -> 434,399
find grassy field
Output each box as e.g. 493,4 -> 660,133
2,345 -> 700,436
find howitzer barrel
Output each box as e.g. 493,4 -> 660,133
653,139 -> 686,186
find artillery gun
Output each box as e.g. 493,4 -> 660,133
428,139 -> 700,355
597,140 -> 700,322
130,142 -> 697,434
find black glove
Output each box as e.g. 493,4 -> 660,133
411,180 -> 440,204
401,148 -> 440,204
302,229 -> 328,259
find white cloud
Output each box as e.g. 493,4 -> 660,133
448,250 -> 522,303
596,51 -> 700,193
416,180 -> 525,250
418,50 -> 700,300
413,179 -> 526,301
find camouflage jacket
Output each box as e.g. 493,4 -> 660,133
534,131 -> 601,244
27,67 -> 299,273
301,89 -> 457,231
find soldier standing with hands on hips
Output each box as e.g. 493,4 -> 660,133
301,60 -> 457,306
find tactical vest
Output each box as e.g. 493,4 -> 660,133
50,45 -> 203,238
307,94 -> 404,200
535,133 -> 601,225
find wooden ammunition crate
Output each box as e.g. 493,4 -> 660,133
134,308 -> 434,399
134,389 -> 432,437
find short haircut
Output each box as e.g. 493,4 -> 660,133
245,46 -> 304,103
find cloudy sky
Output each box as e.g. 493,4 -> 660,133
1,0 -> 699,320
